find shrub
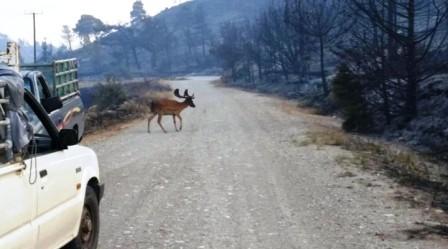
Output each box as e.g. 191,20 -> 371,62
332,64 -> 372,132
94,78 -> 128,111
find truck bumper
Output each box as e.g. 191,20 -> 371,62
98,183 -> 105,201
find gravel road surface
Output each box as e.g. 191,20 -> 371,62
86,76 -> 446,249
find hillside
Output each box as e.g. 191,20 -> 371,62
156,0 -> 273,32
72,0 -> 275,76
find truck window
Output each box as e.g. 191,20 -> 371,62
23,77 -> 34,94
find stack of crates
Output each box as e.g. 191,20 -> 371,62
21,58 -> 79,98
53,59 -> 79,97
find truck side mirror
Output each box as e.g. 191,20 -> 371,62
59,129 -> 78,148
41,96 -> 63,113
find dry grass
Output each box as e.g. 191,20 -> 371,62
297,127 -> 448,219
300,129 -> 348,147
298,128 -> 446,188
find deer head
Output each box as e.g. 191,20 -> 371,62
174,89 -> 196,108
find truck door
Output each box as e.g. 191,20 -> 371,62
22,99 -> 81,249
0,163 -> 37,249
34,150 -> 81,249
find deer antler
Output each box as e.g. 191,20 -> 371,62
184,89 -> 195,99
174,89 -> 185,99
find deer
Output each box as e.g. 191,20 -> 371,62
147,89 -> 196,133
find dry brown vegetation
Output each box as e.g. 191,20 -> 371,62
297,126 -> 448,214
84,79 -> 171,136
301,129 -> 444,183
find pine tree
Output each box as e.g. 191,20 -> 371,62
39,40 -> 53,63
130,0 -> 147,25
332,64 -> 372,132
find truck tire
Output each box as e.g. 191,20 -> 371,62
64,186 -> 100,249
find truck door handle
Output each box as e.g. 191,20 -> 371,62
39,169 -> 48,178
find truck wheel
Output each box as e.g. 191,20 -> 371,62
64,186 -> 100,249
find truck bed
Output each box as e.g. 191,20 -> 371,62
21,59 -> 79,98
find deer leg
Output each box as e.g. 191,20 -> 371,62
176,114 -> 183,131
157,114 -> 167,133
173,115 -> 179,132
147,113 -> 156,133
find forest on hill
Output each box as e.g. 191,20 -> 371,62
210,0 -> 448,155
51,0 -> 274,76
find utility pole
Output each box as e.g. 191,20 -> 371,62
33,13 -> 36,63
26,12 -> 42,63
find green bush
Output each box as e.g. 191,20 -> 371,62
332,64 -> 372,132
94,77 -> 128,111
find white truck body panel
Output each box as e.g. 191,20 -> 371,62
0,164 -> 36,249
0,145 -> 101,249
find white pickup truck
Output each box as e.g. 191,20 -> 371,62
0,43 -> 103,249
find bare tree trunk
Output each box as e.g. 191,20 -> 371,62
319,35 -> 328,95
249,63 -> 254,84
405,0 -> 418,118
132,46 -> 141,70
387,0 -> 397,61
258,65 -> 263,81
280,61 -> 289,81
201,35 -> 206,58
377,16 -> 392,124
151,52 -> 158,68
231,66 -> 237,82
124,53 -> 130,70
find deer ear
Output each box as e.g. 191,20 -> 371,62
184,89 -> 190,97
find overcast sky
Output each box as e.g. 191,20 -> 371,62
0,0 -> 188,46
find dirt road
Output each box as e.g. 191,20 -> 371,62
86,77 -> 445,249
